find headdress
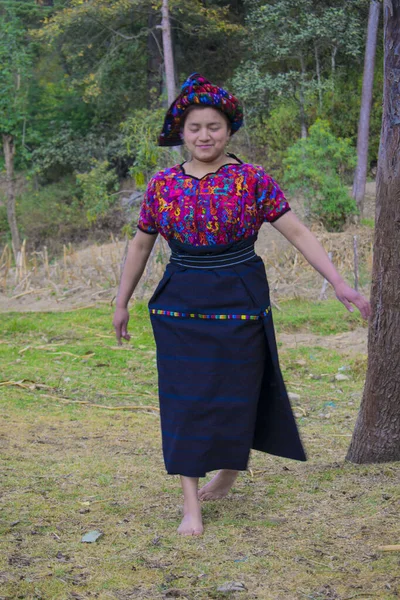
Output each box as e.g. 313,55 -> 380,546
158,73 -> 243,147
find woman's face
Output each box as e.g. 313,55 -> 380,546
182,107 -> 231,163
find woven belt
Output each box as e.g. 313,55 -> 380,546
170,245 -> 256,268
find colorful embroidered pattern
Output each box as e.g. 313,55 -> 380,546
159,73 -> 243,147
150,306 -> 271,320
138,162 -> 290,246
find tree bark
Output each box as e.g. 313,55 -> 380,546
314,42 -> 322,112
147,10 -> 163,108
352,0 -> 381,220
331,44 -> 338,110
299,53 -> 307,138
346,0 -> 400,464
2,133 -> 21,263
161,0 -> 176,106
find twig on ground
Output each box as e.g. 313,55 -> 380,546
343,594 -> 376,599
39,393 -> 160,412
11,287 -> 50,300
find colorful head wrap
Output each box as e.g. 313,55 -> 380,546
158,73 -> 244,147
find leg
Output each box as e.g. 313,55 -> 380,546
198,469 -> 239,501
178,476 -> 204,536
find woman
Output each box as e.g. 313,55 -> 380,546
113,73 -> 370,537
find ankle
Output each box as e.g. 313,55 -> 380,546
220,469 -> 239,478
184,498 -> 201,512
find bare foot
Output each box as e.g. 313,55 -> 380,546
198,469 -> 238,501
178,509 -> 203,536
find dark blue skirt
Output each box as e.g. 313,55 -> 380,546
149,237 -> 306,477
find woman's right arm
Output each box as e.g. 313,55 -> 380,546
113,230 -> 158,344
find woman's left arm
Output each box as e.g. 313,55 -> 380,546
271,211 -> 371,319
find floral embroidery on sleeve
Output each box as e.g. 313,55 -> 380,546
137,178 -> 158,234
255,166 -> 291,223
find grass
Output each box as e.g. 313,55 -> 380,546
360,218 -> 375,229
1,301 -> 399,600
272,298 -> 365,335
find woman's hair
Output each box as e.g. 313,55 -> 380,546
180,105 -> 231,133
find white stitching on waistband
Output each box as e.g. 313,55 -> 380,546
171,254 -> 257,269
171,249 -> 255,264
171,246 -> 255,260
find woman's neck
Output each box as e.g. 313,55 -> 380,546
182,152 -> 239,178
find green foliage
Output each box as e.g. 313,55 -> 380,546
171,0 -> 245,82
0,10 -> 32,136
322,53 -> 384,169
283,119 -> 357,231
32,0 -> 152,124
76,161 -> 119,223
32,127 -> 108,181
0,0 -> 382,247
245,100 -> 300,176
34,0 -> 246,122
10,177 -> 84,249
28,52 -> 95,142
0,205 -> 9,240
232,0 -> 369,162
233,0 -> 364,108
121,110 -> 181,187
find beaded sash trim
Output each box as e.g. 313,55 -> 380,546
150,306 -> 271,320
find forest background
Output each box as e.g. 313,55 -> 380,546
0,0 -> 383,257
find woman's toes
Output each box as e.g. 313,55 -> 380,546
193,529 -> 203,536
177,514 -> 203,536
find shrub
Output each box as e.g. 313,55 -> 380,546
283,119 -> 357,231
15,177 -> 86,251
121,109 -> 181,188
75,160 -> 119,224
31,126 -> 108,182
245,100 -> 300,176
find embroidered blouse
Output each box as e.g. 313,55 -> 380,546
137,159 -> 290,246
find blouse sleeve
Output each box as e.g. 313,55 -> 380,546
255,166 -> 291,223
137,178 -> 158,234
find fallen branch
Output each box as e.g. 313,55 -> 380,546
39,393 -> 159,412
0,379 -> 53,390
378,545 -> 400,552
1,381 -> 159,413
11,287 -> 50,300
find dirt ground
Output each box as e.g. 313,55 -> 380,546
278,328 -> 368,356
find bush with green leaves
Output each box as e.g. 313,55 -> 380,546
121,109 -> 181,188
7,177 -> 86,251
31,127 -> 109,182
76,160 -> 119,224
283,119 -> 357,231
244,99 -> 300,176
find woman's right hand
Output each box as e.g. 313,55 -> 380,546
113,307 -> 131,345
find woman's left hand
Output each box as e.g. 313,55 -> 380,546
334,281 -> 371,320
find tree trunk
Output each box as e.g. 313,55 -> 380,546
352,0 -> 381,220
147,10 -> 163,108
299,53 -> 307,138
346,0 -> 400,464
2,133 -> 21,263
314,42 -> 322,112
161,0 -> 176,106
331,44 -> 338,111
